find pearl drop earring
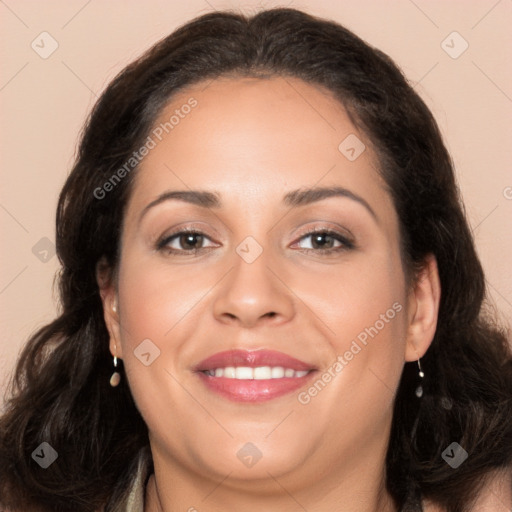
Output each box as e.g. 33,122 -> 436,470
109,344 -> 121,387
415,357 -> 424,398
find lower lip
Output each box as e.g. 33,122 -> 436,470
196,372 -> 316,402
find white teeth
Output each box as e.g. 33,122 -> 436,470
271,367 -> 285,378
235,367 -> 253,379
224,367 -> 236,378
203,366 -> 311,379
254,366 -> 272,379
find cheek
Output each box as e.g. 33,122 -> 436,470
116,254 -> 208,344
295,306 -> 407,453
114,256 -> 204,428
300,257 -> 408,426
329,271 -> 406,357
297,248 -> 407,350
113,256 -> 201,406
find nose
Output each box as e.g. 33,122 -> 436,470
212,245 -> 296,328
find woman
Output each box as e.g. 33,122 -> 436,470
1,7 -> 511,512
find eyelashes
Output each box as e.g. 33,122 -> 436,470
156,228 -> 217,254
294,229 -> 355,253
156,227 -> 355,256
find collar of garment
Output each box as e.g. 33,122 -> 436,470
112,447 -> 152,512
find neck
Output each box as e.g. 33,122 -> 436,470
144,441 -> 398,512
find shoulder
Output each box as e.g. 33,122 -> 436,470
108,447 -> 153,512
422,468 -> 512,512
471,469 -> 512,510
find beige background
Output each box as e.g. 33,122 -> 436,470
1,0 -> 511,397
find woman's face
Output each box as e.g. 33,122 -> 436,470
104,76 -> 433,492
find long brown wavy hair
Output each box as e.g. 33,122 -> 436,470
1,8 -> 511,512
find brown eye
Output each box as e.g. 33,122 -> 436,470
178,233 -> 204,250
310,233 -> 336,249
295,230 -> 354,252
157,230 -> 216,254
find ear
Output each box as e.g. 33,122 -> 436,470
404,253 -> 441,362
96,257 -> 123,359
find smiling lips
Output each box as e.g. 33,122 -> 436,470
194,349 -> 317,402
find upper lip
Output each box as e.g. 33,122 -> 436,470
193,349 -> 316,372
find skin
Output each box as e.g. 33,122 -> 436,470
98,76 -> 442,512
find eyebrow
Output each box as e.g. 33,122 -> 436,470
139,186 -> 377,223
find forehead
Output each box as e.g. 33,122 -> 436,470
125,76 -> 393,219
